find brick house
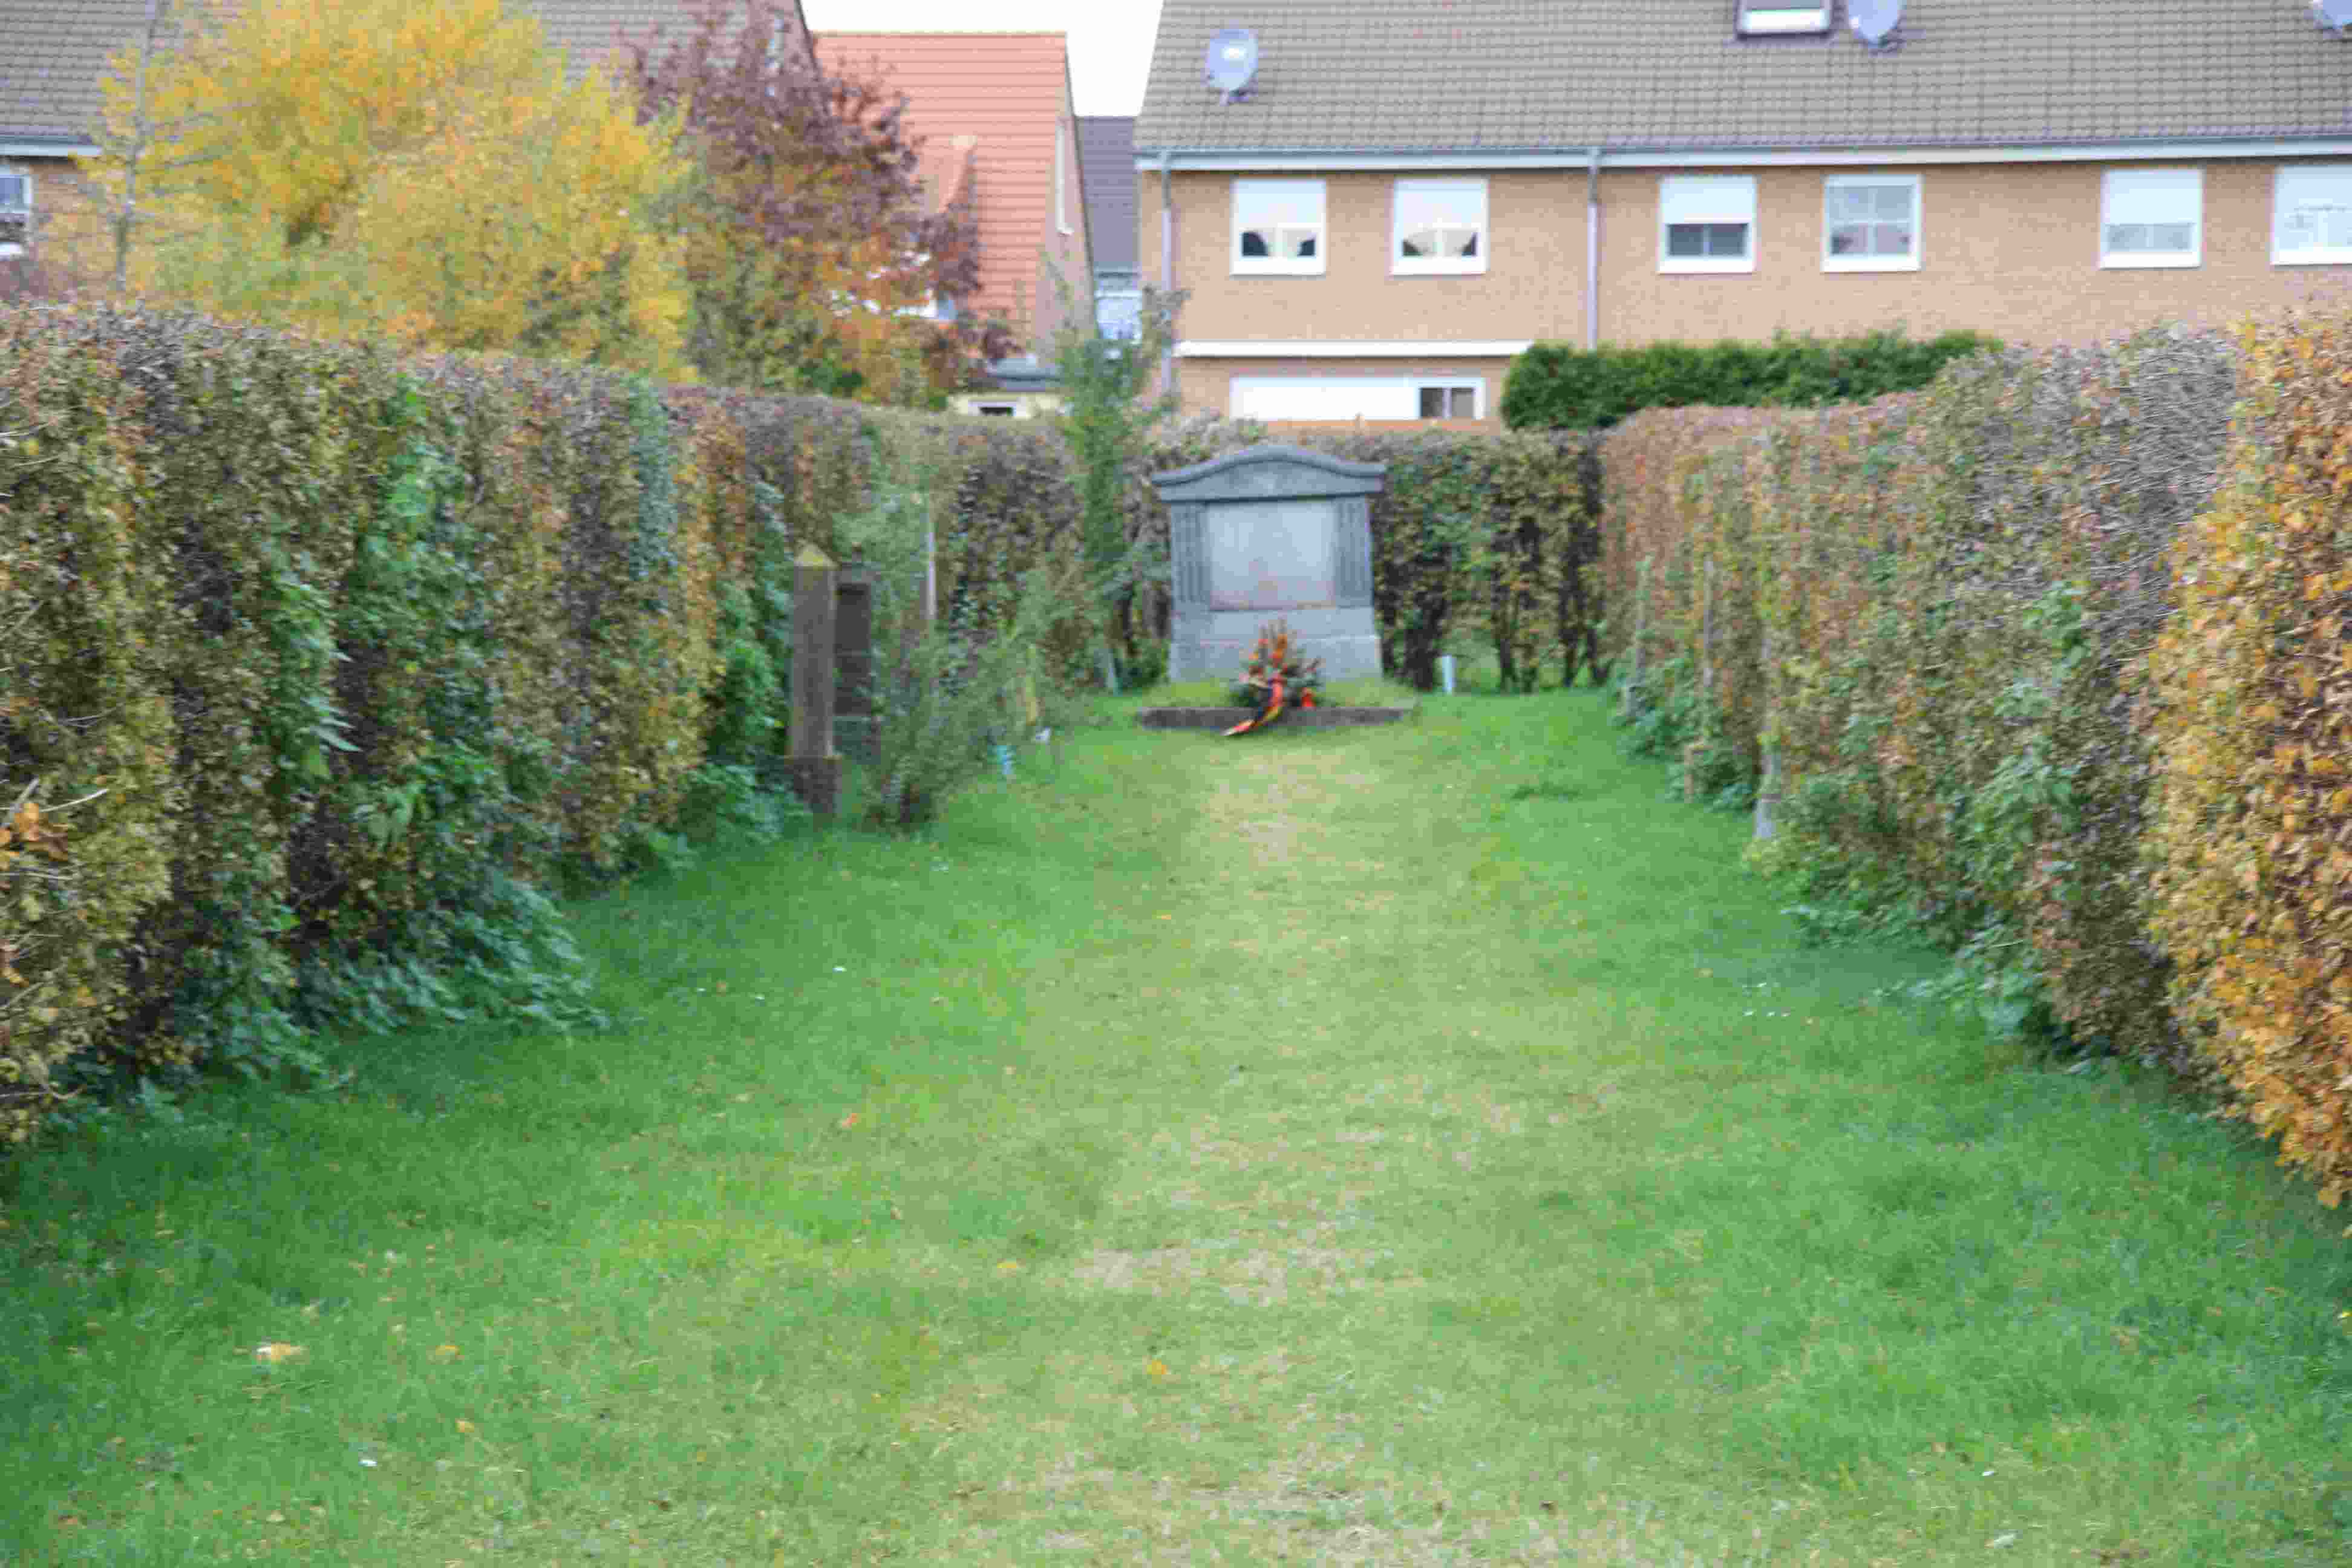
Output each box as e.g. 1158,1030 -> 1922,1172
1078,114 -> 1142,341
815,31 -> 1095,416
1134,0 -> 2352,425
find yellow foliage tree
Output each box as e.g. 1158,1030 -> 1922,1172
80,0 -> 690,377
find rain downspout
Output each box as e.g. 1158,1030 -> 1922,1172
1159,151 -> 1176,397
1585,146 -> 1602,351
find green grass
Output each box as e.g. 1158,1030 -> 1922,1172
7,687 -> 2352,1565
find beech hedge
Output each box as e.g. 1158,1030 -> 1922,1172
0,305 -> 1599,1143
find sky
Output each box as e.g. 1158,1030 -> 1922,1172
797,0 -> 1165,116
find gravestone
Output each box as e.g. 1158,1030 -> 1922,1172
1151,445 -> 1385,682
832,568 -> 877,764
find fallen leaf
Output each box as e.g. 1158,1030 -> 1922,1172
1146,1359 -> 1171,1379
431,1344 -> 460,1363
996,1260 -> 1021,1274
455,1419 -> 476,1435
253,1342 -> 305,1365
838,1112 -> 860,1130
266,1511 -> 286,1524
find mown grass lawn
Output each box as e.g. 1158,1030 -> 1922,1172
6,685 -> 2352,1566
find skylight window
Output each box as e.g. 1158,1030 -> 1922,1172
1737,2 -> 1832,34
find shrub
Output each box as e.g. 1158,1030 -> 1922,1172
1503,327 -> 1998,432
2148,313 -> 2352,1200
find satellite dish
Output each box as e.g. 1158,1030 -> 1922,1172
1206,28 -> 1259,102
1849,0 -> 1903,47
2319,0 -> 2352,32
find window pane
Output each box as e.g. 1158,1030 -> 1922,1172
2149,223 -> 2194,252
1396,181 -> 1485,265
1873,185 -> 1912,220
1831,186 -> 1873,222
1240,229 -> 1270,258
1667,223 -> 1706,258
2105,222 -> 2149,252
2328,209 -> 2352,248
1287,230 -> 1317,260
1418,387 -> 1446,418
1707,223 -> 1749,256
0,175 -> 24,207
1872,223 -> 1913,256
1448,387 -> 1476,418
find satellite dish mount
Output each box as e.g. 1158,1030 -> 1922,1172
1206,27 -> 1259,103
1849,0 -> 1904,50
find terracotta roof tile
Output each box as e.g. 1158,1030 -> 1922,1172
815,31 -> 1076,330
1136,0 -> 2352,154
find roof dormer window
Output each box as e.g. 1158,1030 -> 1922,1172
1736,2 -> 1832,35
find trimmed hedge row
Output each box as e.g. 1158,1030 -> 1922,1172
0,306 -> 1092,1140
2147,313 -> 2352,1204
1,306 -> 1600,1142
1596,323 -> 2352,1203
1503,328 -> 1998,433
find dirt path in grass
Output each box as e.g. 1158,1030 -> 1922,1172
880,735 -> 1696,1565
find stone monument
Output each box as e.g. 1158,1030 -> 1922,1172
1150,445 -> 1385,682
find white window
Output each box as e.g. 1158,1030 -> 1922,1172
1393,178 -> 1487,275
1233,179 -> 1325,275
2101,168 -> 2201,269
1229,376 -> 1482,422
1416,381 -> 1482,419
1823,174 -> 1919,272
1660,175 -> 1756,274
0,169 -> 28,257
1736,2 -> 1830,34
976,403 -> 1019,417
2275,164 -> 2352,265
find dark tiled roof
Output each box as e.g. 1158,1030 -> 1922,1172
0,1 -> 815,147
1136,0 -> 2352,154
519,1 -> 818,83
0,0 -> 187,148
1077,115 -> 1136,270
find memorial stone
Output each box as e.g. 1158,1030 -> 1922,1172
1150,445 -> 1385,682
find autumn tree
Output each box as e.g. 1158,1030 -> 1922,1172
80,0 -> 691,377
619,0 -> 1011,404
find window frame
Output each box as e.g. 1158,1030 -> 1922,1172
1225,374 -> 1485,422
1414,379 -> 1484,420
1659,174 -> 1757,275
1821,173 -> 1921,273
1391,177 -> 1488,276
1735,2 -> 1831,35
2273,163 -> 2352,266
2099,167 -> 2202,270
0,166 -> 30,258
1232,178 -> 1327,276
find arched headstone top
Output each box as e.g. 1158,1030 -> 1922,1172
1149,443 -> 1388,504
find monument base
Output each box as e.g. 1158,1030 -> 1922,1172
1171,606 -> 1383,682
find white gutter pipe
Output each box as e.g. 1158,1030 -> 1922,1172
1586,146 -> 1602,352
1159,151 -> 1175,397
